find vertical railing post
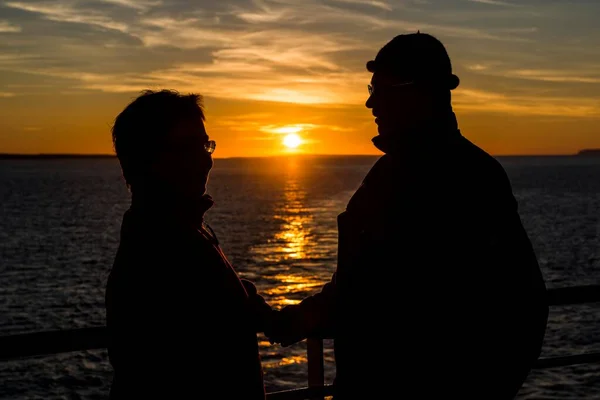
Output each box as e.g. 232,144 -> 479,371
307,338 -> 325,400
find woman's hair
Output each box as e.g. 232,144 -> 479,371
111,89 -> 205,187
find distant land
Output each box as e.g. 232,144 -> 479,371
0,153 -> 115,159
576,149 -> 600,156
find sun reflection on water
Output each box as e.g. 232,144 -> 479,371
249,160 -> 313,264
264,274 -> 325,306
248,159 -> 334,309
272,179 -> 310,260
261,355 -> 309,369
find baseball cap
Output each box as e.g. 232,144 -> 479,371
366,32 -> 460,90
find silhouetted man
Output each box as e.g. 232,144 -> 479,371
267,33 -> 549,399
105,90 -> 269,399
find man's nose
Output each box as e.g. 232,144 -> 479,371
365,93 -> 374,109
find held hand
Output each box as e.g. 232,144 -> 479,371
241,279 -> 273,334
264,308 -> 306,347
241,279 -> 309,346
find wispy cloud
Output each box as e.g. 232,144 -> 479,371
2,0 -> 600,155
211,30 -> 364,70
136,17 -> 235,49
212,112 -> 278,132
454,89 -> 600,117
231,0 -> 386,27
259,122 -> 353,135
211,113 -> 354,136
230,0 -> 531,41
504,69 -> 600,84
467,0 -> 519,6
0,20 -> 22,32
466,65 -> 600,84
260,123 -> 320,134
4,1 -> 129,33
234,1 -> 294,23
330,0 -> 393,11
466,63 -> 490,71
9,61 -> 367,104
0,54 -> 40,65
1,0 -> 598,116
100,0 -> 162,11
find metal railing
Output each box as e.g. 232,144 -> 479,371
1,284 -> 600,399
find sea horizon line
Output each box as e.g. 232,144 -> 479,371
0,151 -> 596,159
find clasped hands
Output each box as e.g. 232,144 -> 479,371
241,279 -> 303,347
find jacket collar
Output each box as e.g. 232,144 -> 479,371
129,189 -> 214,230
371,111 -> 461,157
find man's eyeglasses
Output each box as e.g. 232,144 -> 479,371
367,81 -> 415,96
204,140 -> 216,154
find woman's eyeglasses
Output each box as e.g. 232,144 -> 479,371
164,138 -> 216,155
204,140 -> 216,154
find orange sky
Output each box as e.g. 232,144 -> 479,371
1,0 -> 599,157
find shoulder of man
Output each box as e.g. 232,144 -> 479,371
346,155 -> 395,211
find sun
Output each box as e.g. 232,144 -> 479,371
283,133 -> 302,149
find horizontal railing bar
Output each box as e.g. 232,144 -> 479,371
1,285 -> 599,367
0,327 -> 107,362
547,284 -> 600,305
266,385 -> 334,400
2,327 -> 600,371
534,352 -> 600,369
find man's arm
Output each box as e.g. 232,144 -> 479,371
241,278 -> 274,334
502,202 -> 549,359
266,272 -> 337,346
469,167 -> 549,372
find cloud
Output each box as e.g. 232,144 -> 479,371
496,27 -> 538,33
6,83 -> 54,88
8,58 -> 365,104
454,88 -> 600,117
329,0 -> 393,11
136,16 -> 233,49
259,123 -> 353,135
504,69 -> 600,84
260,123 -> 320,134
466,63 -> 490,71
210,113 -> 354,138
466,65 -> 600,84
229,0 -> 531,42
0,11 -> 370,104
26,63 -> 596,118
0,20 -> 22,32
108,69 -> 365,104
0,54 -> 40,65
210,113 -> 277,133
231,0 -> 392,28
100,0 -> 162,11
467,0 -> 519,6
210,30 -> 365,70
1,0 -> 598,117
0,92 -> 17,97
4,1 -> 129,33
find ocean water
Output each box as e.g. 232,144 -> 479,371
1,154 -> 600,399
